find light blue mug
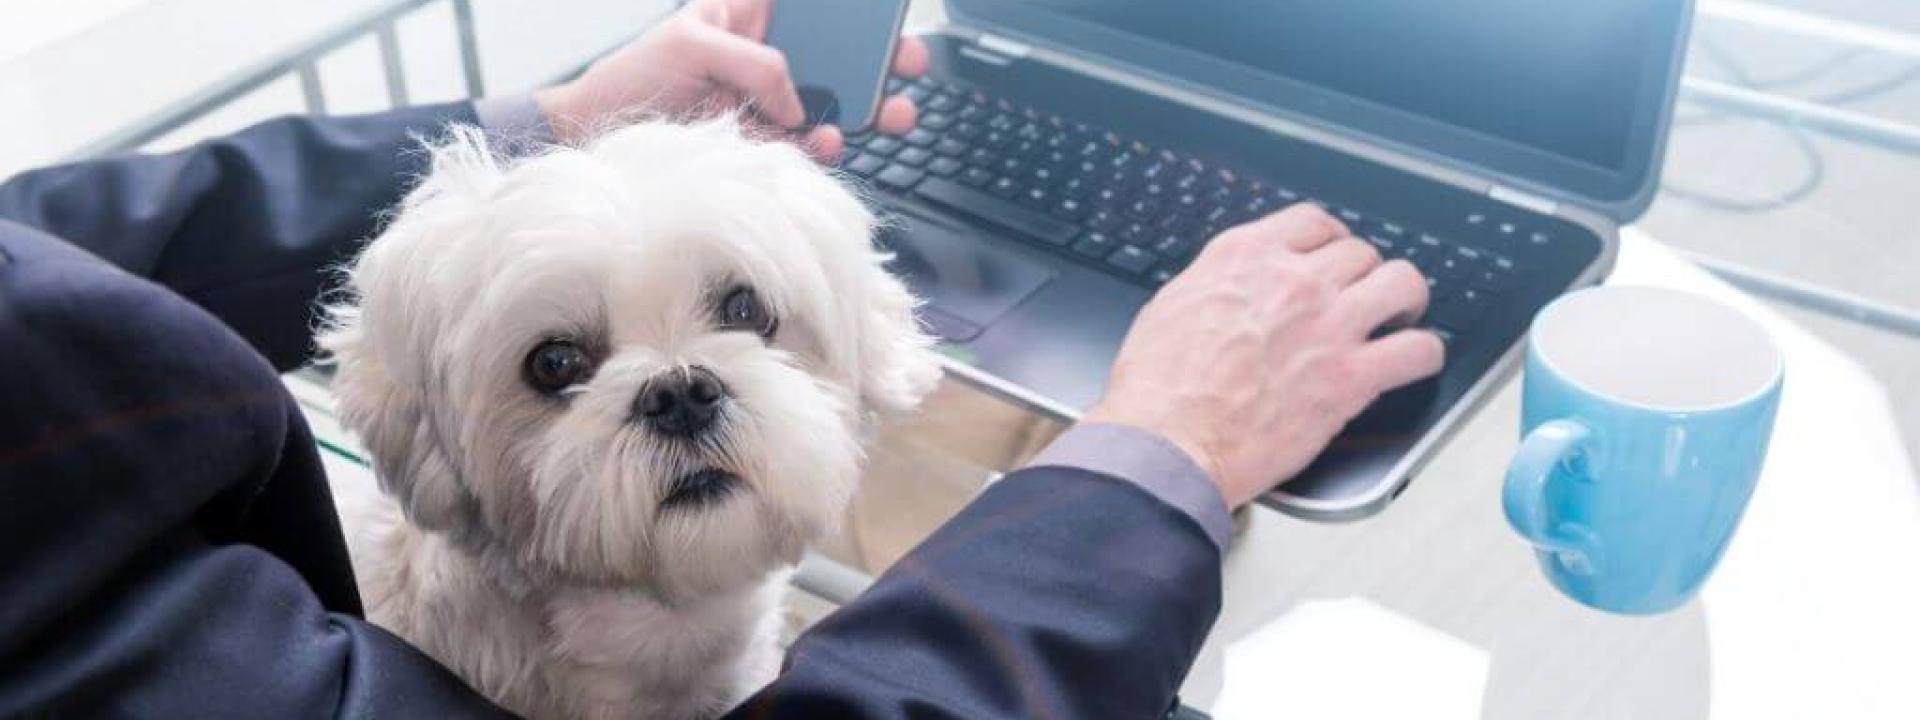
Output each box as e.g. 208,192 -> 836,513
1503,285 -> 1784,614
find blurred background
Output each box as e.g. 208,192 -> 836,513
2,0 -> 1915,476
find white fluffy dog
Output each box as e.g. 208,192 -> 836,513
319,118 -> 939,719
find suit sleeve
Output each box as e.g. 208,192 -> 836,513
0,102 -> 477,371
727,466 -> 1224,720
0,225 -> 515,719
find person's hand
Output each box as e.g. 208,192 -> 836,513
534,0 -> 929,160
1084,205 -> 1446,508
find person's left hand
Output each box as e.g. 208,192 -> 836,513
534,0 -> 928,161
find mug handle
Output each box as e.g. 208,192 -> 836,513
1503,419 -> 1600,574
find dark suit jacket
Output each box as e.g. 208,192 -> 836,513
0,105 -> 1221,719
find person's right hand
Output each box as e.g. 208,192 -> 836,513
1083,204 -> 1446,509
534,0 -> 928,160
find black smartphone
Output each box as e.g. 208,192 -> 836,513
765,0 -> 910,132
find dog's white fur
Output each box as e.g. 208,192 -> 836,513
319,118 -> 939,720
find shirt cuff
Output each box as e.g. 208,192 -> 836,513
1026,423 -> 1232,552
472,95 -> 556,152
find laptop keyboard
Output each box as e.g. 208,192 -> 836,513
840,76 -> 1527,340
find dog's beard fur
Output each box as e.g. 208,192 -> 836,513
319,117 -> 939,719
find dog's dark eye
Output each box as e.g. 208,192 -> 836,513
716,286 -> 777,338
524,340 -> 592,394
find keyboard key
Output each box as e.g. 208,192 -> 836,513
1428,289 -> 1489,331
894,147 -> 933,168
1087,209 -> 1121,231
866,136 -> 903,157
1149,267 -> 1178,285
934,137 -> 969,157
965,148 -> 998,167
904,128 -> 938,147
844,153 -> 885,178
914,177 -> 1080,247
1410,249 -> 1445,276
927,157 -> 964,177
1150,212 -> 1183,233
927,93 -> 959,113
1059,176 -> 1092,199
921,113 -> 954,131
1072,231 -> 1117,258
1151,234 -> 1194,258
1243,195 -> 1274,217
988,175 -> 1021,198
1029,165 -> 1060,188
960,167 -> 994,188
1433,254 -> 1470,281
1479,257 -> 1521,292
875,165 -> 925,192
1020,185 -> 1051,209
1052,197 -> 1089,222
1107,244 -> 1159,275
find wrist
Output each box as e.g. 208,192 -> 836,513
533,84 -> 586,146
1082,405 -> 1232,506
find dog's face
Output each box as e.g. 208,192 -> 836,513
322,120 -> 938,601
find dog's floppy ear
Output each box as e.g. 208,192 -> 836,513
323,327 -> 480,540
852,253 -> 943,416
318,125 -> 502,542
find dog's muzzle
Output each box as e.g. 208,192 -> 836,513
634,366 -> 726,437
661,468 -> 741,510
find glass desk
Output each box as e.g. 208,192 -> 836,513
295,229 -> 1920,719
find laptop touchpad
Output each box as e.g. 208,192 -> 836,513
876,210 -> 1055,342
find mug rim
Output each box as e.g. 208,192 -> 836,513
1529,285 -> 1784,414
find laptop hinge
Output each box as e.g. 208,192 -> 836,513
1488,185 -> 1560,216
974,33 -> 1033,60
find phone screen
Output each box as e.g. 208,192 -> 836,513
766,0 -> 908,131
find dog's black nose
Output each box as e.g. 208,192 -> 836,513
635,366 -> 726,437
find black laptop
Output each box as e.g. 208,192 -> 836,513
840,0 -> 1695,520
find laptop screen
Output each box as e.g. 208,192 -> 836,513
952,0 -> 1693,216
